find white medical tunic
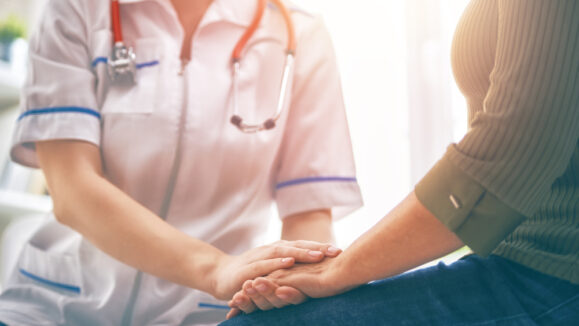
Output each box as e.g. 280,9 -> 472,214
0,0 -> 362,325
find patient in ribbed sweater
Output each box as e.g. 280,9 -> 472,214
224,1 -> 579,325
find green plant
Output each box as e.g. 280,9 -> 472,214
0,15 -> 26,43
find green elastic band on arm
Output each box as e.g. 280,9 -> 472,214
415,155 -> 526,256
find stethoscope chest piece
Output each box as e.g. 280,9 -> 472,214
108,42 -> 136,83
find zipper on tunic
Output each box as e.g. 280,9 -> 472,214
121,59 -> 190,326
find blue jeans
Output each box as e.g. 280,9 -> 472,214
220,255 -> 579,326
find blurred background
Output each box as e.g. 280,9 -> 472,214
0,0 -> 470,285
278,0 -> 470,249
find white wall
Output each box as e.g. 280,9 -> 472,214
270,0 -> 471,248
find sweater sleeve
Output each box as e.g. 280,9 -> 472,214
416,0 -> 579,255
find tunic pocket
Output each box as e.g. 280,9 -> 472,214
16,221 -> 83,296
17,243 -> 82,296
100,38 -> 162,115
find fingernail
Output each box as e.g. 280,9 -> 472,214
308,250 -> 323,257
277,293 -> 289,300
246,287 -> 256,295
281,257 -> 293,263
327,246 -> 340,254
234,299 -> 242,305
255,284 -> 267,292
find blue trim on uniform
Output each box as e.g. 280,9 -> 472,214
18,107 -> 101,121
198,302 -> 230,310
136,60 -> 160,69
91,56 -> 108,67
91,56 -> 160,69
19,269 -> 81,294
276,176 -> 358,190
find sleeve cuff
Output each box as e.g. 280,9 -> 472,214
415,154 -> 526,256
10,109 -> 101,168
275,178 -> 363,221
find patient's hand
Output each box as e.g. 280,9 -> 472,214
227,257 -> 355,318
226,278 -> 307,318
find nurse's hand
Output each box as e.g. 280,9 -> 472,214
210,240 -> 341,300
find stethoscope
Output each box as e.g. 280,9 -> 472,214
109,0 -> 296,133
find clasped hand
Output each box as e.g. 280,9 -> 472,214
210,240 -> 341,301
226,255 -> 355,319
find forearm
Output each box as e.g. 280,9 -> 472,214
53,173 -> 223,294
37,141 -> 223,295
281,209 -> 333,243
332,192 -> 463,288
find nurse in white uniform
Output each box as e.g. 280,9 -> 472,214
0,0 -> 362,325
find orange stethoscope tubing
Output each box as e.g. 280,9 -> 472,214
110,0 -> 297,132
232,0 -> 296,59
111,0 -> 123,44
230,0 -> 297,132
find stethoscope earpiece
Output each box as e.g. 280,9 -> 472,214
230,115 -> 243,127
264,119 -> 276,130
